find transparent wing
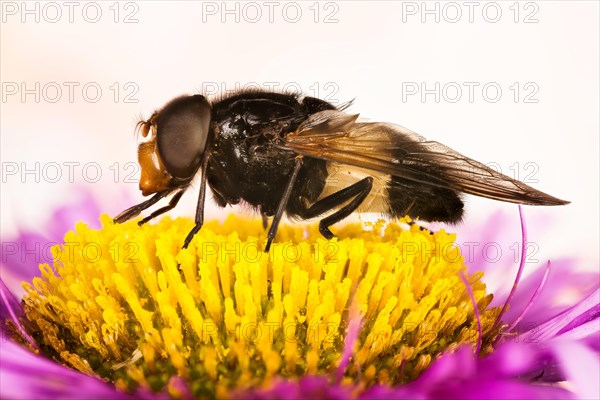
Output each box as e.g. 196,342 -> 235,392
284,110 -> 568,206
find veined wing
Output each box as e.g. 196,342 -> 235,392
283,110 -> 568,206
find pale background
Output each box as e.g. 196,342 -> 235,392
1,1 -> 598,270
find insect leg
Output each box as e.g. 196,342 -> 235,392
182,155 -> 211,249
137,189 -> 186,226
407,221 -> 433,234
114,191 -> 171,223
301,177 -> 373,239
261,213 -> 269,230
265,157 -> 304,252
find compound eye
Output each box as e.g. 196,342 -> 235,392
156,95 -> 211,179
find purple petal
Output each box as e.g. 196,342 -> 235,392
520,289 -> 600,343
457,210 -> 518,273
511,289 -> 600,384
337,302 -> 362,382
361,343 -> 575,399
502,258 -> 599,329
554,317 -> 600,344
236,376 -> 353,400
494,206 -> 528,328
420,342 -> 535,383
0,279 -> 37,349
557,302 -> 600,336
0,231 -> 56,293
507,261 -> 551,333
0,340 -> 139,400
358,384 -> 419,400
428,379 -> 574,400
459,270 -> 482,355
0,279 -> 23,325
45,189 -> 103,238
416,346 -> 476,383
453,209 -> 525,294
363,381 -> 573,400
167,376 -> 193,400
477,342 -> 536,377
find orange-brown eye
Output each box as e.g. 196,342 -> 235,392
156,95 -> 211,180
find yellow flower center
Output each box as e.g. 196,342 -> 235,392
22,215 -> 501,397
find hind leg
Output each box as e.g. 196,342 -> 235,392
300,177 -> 373,239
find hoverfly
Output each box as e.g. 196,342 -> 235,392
114,90 -> 568,251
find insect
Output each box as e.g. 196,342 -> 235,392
114,90 -> 568,251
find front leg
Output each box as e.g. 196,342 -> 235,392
114,191 -> 171,223
138,189 -> 186,226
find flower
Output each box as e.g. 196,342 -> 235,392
1,206 -> 599,399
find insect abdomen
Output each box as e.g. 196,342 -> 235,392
387,176 -> 464,223
318,163 -> 391,214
